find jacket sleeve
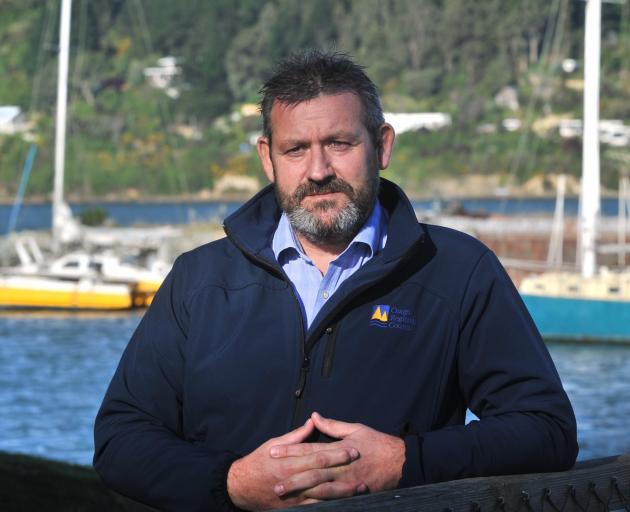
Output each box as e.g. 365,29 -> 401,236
401,250 -> 578,487
93,256 -> 240,511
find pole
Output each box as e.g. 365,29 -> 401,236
52,0 -> 72,247
579,0 -> 602,278
548,174 -> 566,268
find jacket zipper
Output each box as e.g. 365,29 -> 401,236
291,254 -> 420,426
321,325 -> 338,377
224,225 -> 423,429
301,242 -> 423,379
290,353 -> 310,428
223,225 -> 308,429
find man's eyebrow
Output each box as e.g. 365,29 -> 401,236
325,131 -> 360,141
275,131 -> 361,149
277,138 -> 308,148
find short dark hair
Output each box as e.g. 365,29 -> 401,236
259,50 -> 385,147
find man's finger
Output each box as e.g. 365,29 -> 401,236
274,418 -> 315,445
302,481 -> 368,500
270,441 -> 344,458
274,467 -> 335,497
298,447 -> 359,471
311,411 -> 359,439
274,446 -> 362,497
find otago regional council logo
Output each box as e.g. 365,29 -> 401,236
369,304 -> 417,331
370,305 -> 390,328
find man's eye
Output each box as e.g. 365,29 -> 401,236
286,146 -> 304,155
329,140 -> 350,149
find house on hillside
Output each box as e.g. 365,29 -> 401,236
384,112 -> 452,134
0,106 -> 34,141
143,56 -> 181,98
558,118 -> 630,147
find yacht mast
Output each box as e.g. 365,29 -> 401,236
579,0 -> 602,278
52,0 -> 72,247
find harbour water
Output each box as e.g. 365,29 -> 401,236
0,313 -> 628,467
1,199 -> 629,466
0,196 -> 625,235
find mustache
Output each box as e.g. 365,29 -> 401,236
293,178 -> 355,202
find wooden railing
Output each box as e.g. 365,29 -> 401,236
285,454 -> 630,512
2,450 -> 628,511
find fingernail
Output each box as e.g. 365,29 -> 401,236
269,446 -> 279,457
350,448 -> 359,460
357,483 -> 368,494
274,484 -> 285,496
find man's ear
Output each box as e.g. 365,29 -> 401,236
257,136 -> 275,183
377,123 -> 395,170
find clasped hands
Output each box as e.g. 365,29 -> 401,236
227,411 -> 405,511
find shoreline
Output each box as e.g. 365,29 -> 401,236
0,190 -> 618,206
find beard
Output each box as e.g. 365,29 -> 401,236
274,172 -> 379,246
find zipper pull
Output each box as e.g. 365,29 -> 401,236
294,355 -> 310,398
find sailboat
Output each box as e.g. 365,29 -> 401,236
0,0 -> 163,311
519,0 -> 630,342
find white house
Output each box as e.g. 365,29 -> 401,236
559,118 -> 630,147
144,56 -> 181,97
0,106 -> 25,135
384,112 -> 452,134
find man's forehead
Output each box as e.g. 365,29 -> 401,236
268,93 -> 366,140
270,92 -> 363,117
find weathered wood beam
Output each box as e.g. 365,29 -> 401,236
284,454 -> 630,512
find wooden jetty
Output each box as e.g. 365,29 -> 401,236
425,215 -> 630,287
2,450 -> 628,511
285,454 -> 630,512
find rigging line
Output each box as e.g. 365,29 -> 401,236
129,0 -> 190,196
69,0 -> 87,93
29,0 -> 56,115
519,0 -> 570,181
67,0 -> 90,195
512,0 -> 562,161
9,0 -> 56,227
6,145 -> 38,236
500,0 -> 565,211
5,1 -> 54,238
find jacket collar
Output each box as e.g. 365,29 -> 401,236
224,178 -> 427,339
223,178 -> 425,266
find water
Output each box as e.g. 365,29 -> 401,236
0,313 -> 139,464
0,200 -> 243,235
0,197 -> 624,235
0,313 -> 628,466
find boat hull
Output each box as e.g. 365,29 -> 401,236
0,276 -> 133,311
521,294 -> 630,342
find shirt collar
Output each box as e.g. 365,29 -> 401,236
272,199 -> 385,262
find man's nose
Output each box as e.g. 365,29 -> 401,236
307,146 -> 335,182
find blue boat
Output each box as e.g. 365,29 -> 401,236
518,0 -> 630,344
521,293 -> 630,343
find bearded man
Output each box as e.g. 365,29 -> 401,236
94,51 -> 577,512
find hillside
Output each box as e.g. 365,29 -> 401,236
0,0 -> 629,200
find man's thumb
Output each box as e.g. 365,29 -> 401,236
311,411 -> 357,438
277,418 -> 314,444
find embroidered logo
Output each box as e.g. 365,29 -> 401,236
370,305 -> 390,328
369,304 -> 417,331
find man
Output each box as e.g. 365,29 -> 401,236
94,51 -> 578,511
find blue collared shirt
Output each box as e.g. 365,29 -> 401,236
272,201 -> 388,330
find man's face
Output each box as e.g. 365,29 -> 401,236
257,92 -> 394,247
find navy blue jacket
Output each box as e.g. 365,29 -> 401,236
94,179 -> 578,511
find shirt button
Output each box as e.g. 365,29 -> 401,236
322,291 -> 329,299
